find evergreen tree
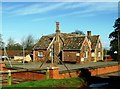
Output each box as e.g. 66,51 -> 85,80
109,18 -> 120,61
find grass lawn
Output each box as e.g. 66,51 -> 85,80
2,78 -> 85,88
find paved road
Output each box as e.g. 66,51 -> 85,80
5,61 -> 119,71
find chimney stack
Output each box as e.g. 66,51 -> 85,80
87,31 -> 91,36
54,22 -> 61,64
56,22 -> 60,33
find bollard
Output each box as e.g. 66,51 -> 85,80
8,70 -> 12,85
46,67 -> 49,79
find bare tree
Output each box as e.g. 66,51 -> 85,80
7,37 -> 15,50
13,43 -> 23,50
0,34 -> 3,47
21,35 -> 35,50
0,33 -> 4,50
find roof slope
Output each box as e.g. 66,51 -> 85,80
63,36 -> 85,50
33,33 -> 100,50
87,35 -> 99,50
33,36 -> 53,50
33,33 -> 82,50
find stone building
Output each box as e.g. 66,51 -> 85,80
33,22 -> 103,64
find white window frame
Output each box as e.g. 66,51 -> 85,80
98,52 -> 101,57
85,51 -> 88,58
91,52 -> 95,57
38,52 -> 43,57
81,58 -> 84,61
98,43 -> 101,48
50,49 -> 52,57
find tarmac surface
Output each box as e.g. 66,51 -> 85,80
4,61 -> 119,71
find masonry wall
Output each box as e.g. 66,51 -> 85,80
90,65 -> 120,76
34,50 -> 49,62
63,50 -> 80,63
81,38 -> 91,63
1,64 -> 120,81
50,65 -> 120,79
12,72 -> 46,80
62,46 -> 91,64
95,39 -> 103,61
0,63 -> 5,71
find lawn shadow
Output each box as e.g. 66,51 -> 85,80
79,68 -> 120,89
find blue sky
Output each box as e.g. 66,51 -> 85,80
0,1 -> 119,48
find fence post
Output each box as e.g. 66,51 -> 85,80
46,67 -> 49,79
8,70 -> 12,85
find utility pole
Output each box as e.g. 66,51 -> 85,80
117,30 -> 120,76
23,45 -> 25,64
118,1 -> 120,75
118,31 -> 120,64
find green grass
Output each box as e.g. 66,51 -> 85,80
2,78 -> 85,88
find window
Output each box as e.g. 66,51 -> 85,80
50,45 -> 53,57
91,52 -> 95,57
38,52 -> 43,57
81,58 -> 84,61
98,52 -> 101,57
76,53 -> 80,56
50,49 -> 52,57
98,43 -> 101,48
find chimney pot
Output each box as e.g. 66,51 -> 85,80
56,22 -> 59,25
87,31 -> 91,36
56,22 -> 60,33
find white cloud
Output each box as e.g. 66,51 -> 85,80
32,2 -> 117,22
10,3 -> 66,16
91,3 -> 117,12
63,2 -> 95,9
32,6 -> 99,22
2,2 -> 118,22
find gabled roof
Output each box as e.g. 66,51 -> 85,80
33,33 -> 82,50
33,36 -> 53,50
87,35 -> 99,50
33,33 -> 100,51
